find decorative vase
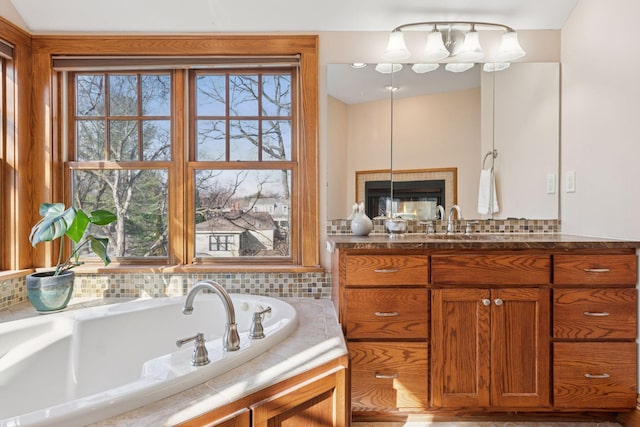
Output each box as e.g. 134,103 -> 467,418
351,203 -> 373,236
26,270 -> 75,313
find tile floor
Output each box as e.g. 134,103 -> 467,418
352,422 -> 622,427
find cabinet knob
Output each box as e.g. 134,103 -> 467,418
494,298 -> 503,306
482,299 -> 491,306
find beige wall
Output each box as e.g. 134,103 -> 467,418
561,0 -> 640,239
326,95 -> 349,220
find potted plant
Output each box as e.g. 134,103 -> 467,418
27,202 -> 117,312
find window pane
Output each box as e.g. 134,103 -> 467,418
76,74 -> 105,116
196,75 -> 226,116
194,169 -> 290,258
109,120 -> 139,161
73,169 -> 169,258
262,74 -> 291,116
197,119 -> 226,160
142,120 -> 171,161
76,120 -> 106,161
262,120 -> 291,160
141,74 -> 171,116
109,75 -> 138,116
229,75 -> 258,116
229,120 -> 258,161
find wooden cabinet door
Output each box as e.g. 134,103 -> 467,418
431,288 -> 491,408
251,367 -> 348,427
432,288 -> 551,409
491,288 -> 550,408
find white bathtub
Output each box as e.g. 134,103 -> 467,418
0,293 -> 298,427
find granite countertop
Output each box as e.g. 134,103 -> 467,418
1,297 -> 347,427
326,233 -> 640,251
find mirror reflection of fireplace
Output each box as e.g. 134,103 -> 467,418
364,179 -> 445,220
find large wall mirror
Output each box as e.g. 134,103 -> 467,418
326,62 -> 560,221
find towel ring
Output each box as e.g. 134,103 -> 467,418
482,149 -> 498,169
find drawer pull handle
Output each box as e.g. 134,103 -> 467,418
584,268 -> 610,273
374,311 -> 399,317
584,373 -> 610,379
374,268 -> 399,273
375,373 -> 399,379
584,311 -> 610,317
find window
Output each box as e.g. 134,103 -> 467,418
70,72 -> 172,259
191,70 -> 294,260
67,61 -> 303,266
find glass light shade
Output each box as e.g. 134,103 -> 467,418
375,63 -> 403,74
411,63 -> 439,73
445,62 -> 475,73
483,62 -> 511,72
382,31 -> 411,61
496,31 -> 526,61
423,30 -> 450,61
456,30 -> 484,62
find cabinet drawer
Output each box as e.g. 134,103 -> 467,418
345,288 -> 429,339
554,255 -> 637,286
345,255 -> 429,286
553,289 -> 637,339
349,342 -> 429,411
431,255 -> 550,285
553,342 -> 637,409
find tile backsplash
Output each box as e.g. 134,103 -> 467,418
0,271 -> 331,311
327,218 -> 560,235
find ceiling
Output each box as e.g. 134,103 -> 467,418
8,0 -> 578,34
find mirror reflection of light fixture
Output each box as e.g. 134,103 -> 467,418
483,62 -> 511,72
350,63 -> 367,69
445,62 -> 475,73
382,21 -> 525,73
411,63 -> 439,73
375,63 -> 403,73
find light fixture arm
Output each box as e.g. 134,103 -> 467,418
390,21 -> 516,33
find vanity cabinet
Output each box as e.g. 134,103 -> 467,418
330,241 -> 638,421
552,254 -> 638,409
431,255 -> 551,409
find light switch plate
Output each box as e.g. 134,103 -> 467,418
546,173 -> 556,194
566,171 -> 576,193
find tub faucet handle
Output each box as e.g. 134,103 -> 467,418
176,332 -> 210,366
249,306 -> 272,340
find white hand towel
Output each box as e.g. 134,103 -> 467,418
477,169 -> 499,214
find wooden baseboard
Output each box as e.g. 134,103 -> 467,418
617,394 -> 640,427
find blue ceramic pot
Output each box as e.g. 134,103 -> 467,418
26,271 -> 75,313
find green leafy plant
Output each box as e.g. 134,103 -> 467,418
29,203 -> 117,275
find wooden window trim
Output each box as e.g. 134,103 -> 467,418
30,35 -> 319,270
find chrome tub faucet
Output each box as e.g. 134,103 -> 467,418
183,280 -> 240,352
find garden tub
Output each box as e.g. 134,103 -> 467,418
0,293 -> 298,427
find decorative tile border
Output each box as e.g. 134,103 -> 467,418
327,218 -> 561,235
0,275 -> 27,310
0,271 -> 332,311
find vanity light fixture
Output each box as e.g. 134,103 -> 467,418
382,21 -> 525,73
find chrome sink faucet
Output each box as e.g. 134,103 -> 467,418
447,205 -> 462,234
183,280 -> 240,352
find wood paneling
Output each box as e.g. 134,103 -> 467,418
431,254 -> 551,285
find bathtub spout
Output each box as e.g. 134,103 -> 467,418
183,280 -> 240,352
